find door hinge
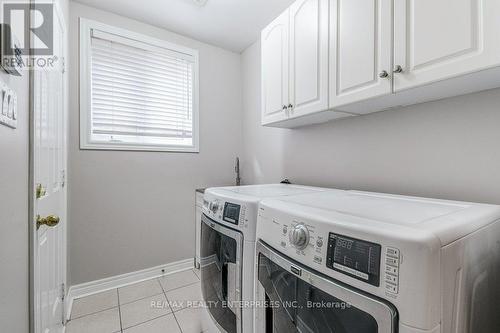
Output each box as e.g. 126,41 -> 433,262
61,170 -> 66,188
61,283 -> 66,325
61,57 -> 66,74
36,183 -> 46,199
61,282 -> 65,300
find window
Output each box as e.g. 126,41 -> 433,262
80,19 -> 199,152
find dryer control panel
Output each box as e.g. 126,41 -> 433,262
202,191 -> 256,241
223,202 -> 241,225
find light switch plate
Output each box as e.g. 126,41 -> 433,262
0,24 -> 23,76
0,82 -> 17,129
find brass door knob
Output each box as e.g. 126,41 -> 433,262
37,215 -> 60,229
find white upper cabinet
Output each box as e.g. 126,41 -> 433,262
288,0 -> 329,118
329,0 -> 393,108
261,10 -> 290,125
261,0 -> 500,127
393,0 -> 500,92
261,0 -> 351,127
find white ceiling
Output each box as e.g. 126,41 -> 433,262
74,0 -> 295,53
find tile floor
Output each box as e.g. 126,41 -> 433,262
66,268 -> 205,333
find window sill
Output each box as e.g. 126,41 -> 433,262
80,142 -> 199,153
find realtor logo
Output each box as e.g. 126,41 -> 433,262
2,2 -> 53,55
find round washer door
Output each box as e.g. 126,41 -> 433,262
200,214 -> 243,333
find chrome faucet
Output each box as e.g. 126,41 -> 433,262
235,157 -> 241,186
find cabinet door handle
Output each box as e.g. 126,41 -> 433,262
282,105 -> 288,110
379,70 -> 389,78
288,104 -> 293,109
393,65 -> 403,74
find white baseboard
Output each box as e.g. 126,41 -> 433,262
65,258 -> 194,321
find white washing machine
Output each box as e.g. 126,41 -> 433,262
255,190 -> 500,333
199,184 -> 331,333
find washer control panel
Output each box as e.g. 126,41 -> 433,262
257,205 -> 406,294
288,224 -> 310,250
277,219 -> 326,268
274,215 -> 403,293
384,247 -> 400,294
326,233 -> 381,287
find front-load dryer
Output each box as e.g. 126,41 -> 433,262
199,184 -> 332,333
255,190 -> 500,333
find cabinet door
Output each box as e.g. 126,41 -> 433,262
329,0 -> 393,108
261,10 -> 290,125
288,0 -> 329,119
394,0 -> 500,91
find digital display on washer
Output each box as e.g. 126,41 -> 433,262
223,202 -> 240,225
326,233 -> 381,286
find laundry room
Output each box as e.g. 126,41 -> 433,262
1,0 -> 500,332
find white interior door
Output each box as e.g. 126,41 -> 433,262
393,0 -> 500,91
329,0 -> 393,108
261,10 -> 289,125
288,0 -> 329,119
33,4 -> 67,333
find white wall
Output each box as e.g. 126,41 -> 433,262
68,2 -> 243,285
242,40 -> 500,205
0,65 -> 30,333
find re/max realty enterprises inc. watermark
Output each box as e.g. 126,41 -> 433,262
1,1 -> 60,71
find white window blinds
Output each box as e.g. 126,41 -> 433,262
88,28 -> 196,150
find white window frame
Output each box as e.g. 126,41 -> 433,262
79,18 -> 200,152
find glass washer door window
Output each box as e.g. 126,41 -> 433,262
80,19 -> 199,152
256,241 -> 397,333
200,214 -> 242,333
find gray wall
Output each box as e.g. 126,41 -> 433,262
241,40 -> 500,205
0,66 -> 30,333
68,5 -> 500,287
68,3 -> 243,285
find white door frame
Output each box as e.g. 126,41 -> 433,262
29,1 -> 68,332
